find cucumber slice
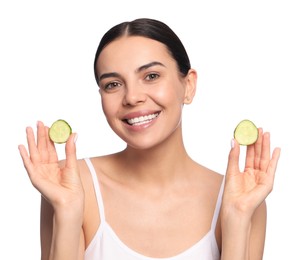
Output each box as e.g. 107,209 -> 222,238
234,119 -> 258,146
49,119 -> 72,144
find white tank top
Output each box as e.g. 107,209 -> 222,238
84,158 -> 224,260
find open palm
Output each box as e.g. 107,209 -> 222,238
223,128 -> 281,215
18,121 -> 84,211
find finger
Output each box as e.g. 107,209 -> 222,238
260,132 -> 271,172
45,127 -> 58,163
226,139 -> 240,176
18,144 -> 35,179
26,126 -> 41,164
37,121 -> 49,163
65,133 -> 78,170
254,128 -> 263,169
245,143 -> 255,169
267,147 -> 281,180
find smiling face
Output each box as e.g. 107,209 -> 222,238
95,36 -> 196,150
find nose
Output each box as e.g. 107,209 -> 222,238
122,83 -> 147,106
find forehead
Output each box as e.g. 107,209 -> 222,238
96,36 -> 174,72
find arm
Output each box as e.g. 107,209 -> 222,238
221,200 -> 267,260
221,128 -> 280,260
40,196 -> 85,260
18,121 -> 85,260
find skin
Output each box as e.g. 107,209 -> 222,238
18,36 -> 281,260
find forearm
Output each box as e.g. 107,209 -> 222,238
49,208 -> 83,260
221,209 -> 252,260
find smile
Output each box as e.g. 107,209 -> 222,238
126,113 -> 159,126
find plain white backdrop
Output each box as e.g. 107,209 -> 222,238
1,0 -> 298,259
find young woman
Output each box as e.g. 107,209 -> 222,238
18,18 -> 281,260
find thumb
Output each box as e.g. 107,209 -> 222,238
226,139 -> 240,176
65,133 -> 78,169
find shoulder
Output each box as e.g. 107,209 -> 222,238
76,156 -> 109,191
75,155 -> 112,180
191,160 -> 224,193
251,201 -> 267,235
247,201 -> 267,258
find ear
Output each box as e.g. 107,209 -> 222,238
183,69 -> 197,104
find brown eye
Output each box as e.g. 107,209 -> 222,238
145,73 -> 159,81
104,81 -> 121,90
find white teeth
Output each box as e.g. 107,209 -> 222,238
127,113 -> 159,125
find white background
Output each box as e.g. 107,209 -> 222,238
1,0 -> 298,259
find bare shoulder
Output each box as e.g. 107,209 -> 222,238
190,161 -> 224,247
76,155 -> 114,183
192,160 -> 224,193
76,156 -> 109,247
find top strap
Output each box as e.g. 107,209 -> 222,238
84,158 -> 106,222
211,177 -> 225,230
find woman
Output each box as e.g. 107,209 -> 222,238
18,18 -> 281,260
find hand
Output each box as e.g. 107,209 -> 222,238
223,128 -> 281,217
18,121 -> 84,213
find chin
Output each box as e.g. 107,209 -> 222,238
124,138 -> 161,151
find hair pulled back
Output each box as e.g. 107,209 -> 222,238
94,18 -> 191,84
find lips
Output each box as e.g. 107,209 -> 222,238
124,112 -> 160,126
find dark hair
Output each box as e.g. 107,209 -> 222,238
94,18 -> 191,84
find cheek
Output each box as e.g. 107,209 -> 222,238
101,97 -> 116,119
152,83 -> 184,105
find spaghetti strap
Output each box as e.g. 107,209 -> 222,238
211,177 -> 225,230
84,158 -> 106,222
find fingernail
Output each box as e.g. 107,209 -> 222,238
231,139 -> 235,148
73,133 -> 78,143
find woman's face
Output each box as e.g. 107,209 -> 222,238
95,36 -> 195,149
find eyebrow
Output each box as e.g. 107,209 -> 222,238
136,61 -> 166,73
98,72 -> 121,81
98,61 -> 165,81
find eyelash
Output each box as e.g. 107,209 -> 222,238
101,73 -> 160,91
145,73 -> 159,81
103,81 -> 121,90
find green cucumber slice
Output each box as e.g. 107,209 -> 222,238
234,119 -> 258,146
49,119 -> 72,144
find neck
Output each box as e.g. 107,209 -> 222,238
118,127 -> 192,186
